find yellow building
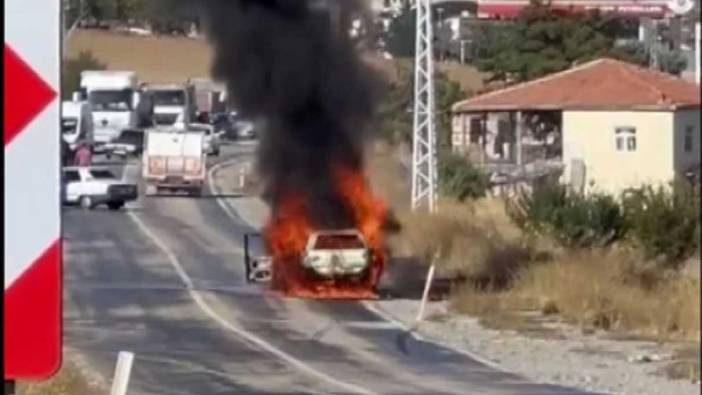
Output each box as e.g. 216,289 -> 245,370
452,58 -> 701,195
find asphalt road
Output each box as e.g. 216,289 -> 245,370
64,143 -> 602,395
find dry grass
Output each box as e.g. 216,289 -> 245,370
452,249 -> 701,342
362,54 -> 487,93
67,32 -> 487,92
67,30 -> 213,83
368,144 -> 700,343
17,360 -> 105,395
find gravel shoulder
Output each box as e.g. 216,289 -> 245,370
214,154 -> 700,395
369,299 -> 700,395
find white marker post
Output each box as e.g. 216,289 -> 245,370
416,263 -> 436,322
238,167 -> 246,189
110,351 -> 135,395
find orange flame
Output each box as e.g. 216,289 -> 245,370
264,165 -> 386,299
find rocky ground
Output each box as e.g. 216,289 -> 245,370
215,155 -> 700,395
369,299 -> 700,395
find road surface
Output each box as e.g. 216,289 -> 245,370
64,143 -> 602,395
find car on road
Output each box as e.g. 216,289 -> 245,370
104,129 -> 145,158
211,112 -> 237,140
235,120 -> 256,140
62,166 -> 138,210
189,123 -> 221,156
302,230 -> 371,278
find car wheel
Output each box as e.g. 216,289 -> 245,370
79,196 -> 93,210
189,188 -> 202,197
107,202 -> 125,211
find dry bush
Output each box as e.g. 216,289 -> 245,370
452,248 -> 701,341
392,199 -> 534,288
17,361 -> 105,395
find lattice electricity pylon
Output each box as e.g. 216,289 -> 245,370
411,0 -> 437,213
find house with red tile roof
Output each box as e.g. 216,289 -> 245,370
451,58 -> 701,194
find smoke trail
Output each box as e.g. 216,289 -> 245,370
201,0 -> 379,228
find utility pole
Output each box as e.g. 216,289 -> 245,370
411,0 -> 437,213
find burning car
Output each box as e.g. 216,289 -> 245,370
302,230 -> 370,278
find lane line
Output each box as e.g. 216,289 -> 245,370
207,154 -> 514,375
207,160 -> 245,222
127,211 -> 377,395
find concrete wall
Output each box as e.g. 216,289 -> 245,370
672,108 -> 702,176
562,110 -> 675,195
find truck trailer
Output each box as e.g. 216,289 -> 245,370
142,130 -> 207,196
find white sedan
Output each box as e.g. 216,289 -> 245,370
62,166 -> 138,210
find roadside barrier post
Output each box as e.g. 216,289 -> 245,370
110,351 -> 135,395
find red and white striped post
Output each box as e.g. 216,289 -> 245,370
4,0 -> 62,383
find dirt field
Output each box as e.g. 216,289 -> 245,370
66,30 -> 486,91
66,30 -> 213,84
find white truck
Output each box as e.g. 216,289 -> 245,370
78,71 -> 153,151
145,83 -> 196,126
61,101 -> 94,152
188,78 -> 227,119
142,130 -> 207,196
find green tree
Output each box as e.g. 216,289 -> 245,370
438,153 -> 490,201
435,73 -> 464,149
376,62 -> 465,146
475,0 -> 647,82
385,0 -> 415,58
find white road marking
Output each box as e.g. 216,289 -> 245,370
127,211 -> 377,395
207,160 -> 244,220
207,154 -> 513,376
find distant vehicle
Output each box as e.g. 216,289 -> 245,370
211,112 -> 238,140
62,166 -> 138,210
142,130 -> 207,196
235,120 -> 256,140
173,113 -> 222,156
145,83 -> 196,126
78,71 -> 154,151
188,78 -> 227,117
302,230 -> 371,278
61,101 -> 94,152
190,123 -> 221,156
104,129 -> 145,158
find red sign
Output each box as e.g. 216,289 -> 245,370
4,0 -> 62,380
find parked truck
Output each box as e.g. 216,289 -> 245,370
78,71 -> 154,151
142,130 -> 206,196
145,83 -> 196,126
188,78 -> 227,120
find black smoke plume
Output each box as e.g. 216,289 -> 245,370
201,0 -> 379,229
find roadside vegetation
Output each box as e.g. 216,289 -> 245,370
372,144 -> 700,345
371,0 -> 699,349
17,360 -> 105,395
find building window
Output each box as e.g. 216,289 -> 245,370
684,126 -> 694,153
615,127 -> 636,152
